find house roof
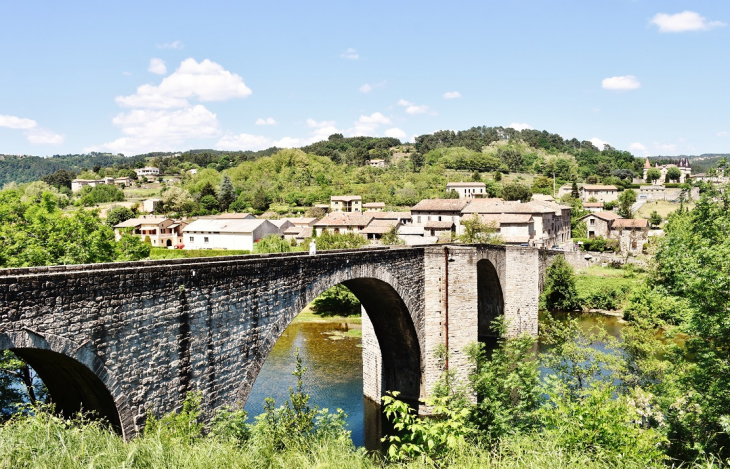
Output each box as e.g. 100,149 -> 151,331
462,199 -> 558,215
269,219 -> 293,229
331,195 -> 362,202
284,217 -> 318,226
424,221 -> 455,229
411,199 -> 471,212
579,212 -> 622,222
446,182 -> 486,188
360,222 -> 398,235
215,213 -> 254,219
480,213 -> 534,224
581,184 -> 618,191
531,194 -> 555,202
644,158 -> 651,169
583,202 -> 604,208
363,202 -> 386,208
114,215 -> 170,228
295,227 -> 313,239
371,211 -> 411,220
182,218 -> 273,233
611,218 -> 650,228
313,212 -> 374,227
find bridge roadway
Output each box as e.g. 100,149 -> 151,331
0,244 -> 553,439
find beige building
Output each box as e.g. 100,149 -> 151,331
330,195 -> 362,212
609,218 -> 649,255
313,212 -> 374,235
577,211 -> 622,239
113,215 -> 186,247
579,185 -> 618,203
367,159 -> 386,168
411,198 -> 471,229
446,182 -> 487,199
183,219 -> 279,251
363,202 -> 386,212
643,157 -> 691,184
583,202 -> 604,212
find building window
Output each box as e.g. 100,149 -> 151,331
189,236 -> 194,242
417,216 -> 421,223
590,219 -> 595,225
204,237 -> 209,243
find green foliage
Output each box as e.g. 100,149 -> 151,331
648,209 -> 662,227
217,175 -> 236,210
381,224 -> 404,245
148,247 -> 250,259
115,233 -> 151,261
254,234 -> 292,254
575,275 -> 635,311
311,285 -> 361,317
541,255 -> 579,311
105,206 -> 135,227
501,182 -> 532,201
458,214 -> 502,244
618,188 -> 637,218
251,187 -> 271,212
574,237 -> 619,252
79,184 -> 125,206
645,168 -> 661,183
200,194 -> 220,212
311,230 -> 367,250
665,166 -> 682,182
0,350 -> 46,418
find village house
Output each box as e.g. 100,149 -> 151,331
446,182 -> 487,199
72,176 -> 132,192
360,219 -> 402,242
583,202 -> 604,212
577,211 -> 623,239
182,219 -> 279,251
609,218 -> 650,255
113,215 -> 186,247
410,199 -> 471,230
638,185 -> 666,201
330,195 -> 362,213
557,185 -> 574,199
461,199 -> 571,247
477,213 -> 535,245
135,167 -> 160,178
579,184 -> 618,203
363,202 -> 386,212
313,212 -> 374,235
142,198 -> 162,213
367,159 -> 386,168
531,194 -> 556,203
269,219 -> 295,234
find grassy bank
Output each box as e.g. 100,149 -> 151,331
292,304 -> 362,325
574,265 -> 646,313
149,247 -> 250,259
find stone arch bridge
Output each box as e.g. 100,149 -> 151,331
0,244 -> 560,439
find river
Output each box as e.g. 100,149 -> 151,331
243,312 -> 626,448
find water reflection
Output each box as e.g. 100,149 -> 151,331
244,320 -> 372,447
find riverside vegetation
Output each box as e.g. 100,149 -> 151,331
1,189 -> 730,467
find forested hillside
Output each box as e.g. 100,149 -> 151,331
0,153 -> 146,186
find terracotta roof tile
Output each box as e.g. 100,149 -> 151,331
411,199 -> 471,212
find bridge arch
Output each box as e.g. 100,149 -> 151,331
0,331 -> 133,439
476,258 -> 505,345
244,266 -> 422,408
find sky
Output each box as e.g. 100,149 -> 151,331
0,1 -> 729,157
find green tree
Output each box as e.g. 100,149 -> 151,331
501,183 -> 532,201
200,194 -> 220,212
571,182 -> 579,199
645,168 -> 661,183
254,234 -> 291,253
410,152 -> 425,172
251,188 -> 271,212
618,189 -> 637,218
541,255 -> 579,311
217,175 -> 236,211
105,206 -> 135,227
311,285 -> 361,317
0,350 -> 46,418
115,233 -> 151,261
381,224 -> 404,245
493,171 -> 502,182
497,147 -> 523,171
458,214 -> 502,244
665,166 -> 682,182
648,210 -> 662,228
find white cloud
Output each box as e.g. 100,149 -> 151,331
273,136 -> 306,148
651,11 -> 726,33
654,143 -> 678,152
307,118 -> 336,128
116,58 -> 252,109
255,117 -> 277,125
341,48 -> 359,60
717,131 -> 728,137
396,98 -> 433,115
359,81 -> 385,93
87,105 -> 219,155
590,137 -> 610,150
358,112 -> 390,125
157,40 -> 184,49
148,58 -> 167,75
349,112 -> 391,136
443,91 -> 461,99
216,133 -> 273,151
0,115 -> 37,129
385,127 -> 407,139
507,122 -> 533,131
629,142 -> 649,155
0,114 -> 64,145
601,75 -> 641,91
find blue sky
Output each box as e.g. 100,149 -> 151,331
1,1 -> 728,157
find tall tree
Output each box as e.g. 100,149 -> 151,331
217,175 -> 236,211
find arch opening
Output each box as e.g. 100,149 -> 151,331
477,259 -> 505,349
7,348 -> 122,434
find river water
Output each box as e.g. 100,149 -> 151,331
244,312 -> 625,448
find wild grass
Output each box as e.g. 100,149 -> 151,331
574,265 -> 646,312
148,247 -> 250,259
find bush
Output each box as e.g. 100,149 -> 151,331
79,184 -> 125,206
311,285 -> 361,317
574,237 -> 619,253
541,255 -> 579,311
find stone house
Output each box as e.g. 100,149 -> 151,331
367,159 -> 386,168
583,202 -> 604,212
410,199 -> 471,231
330,195 -> 362,212
269,219 -> 295,234
182,219 -> 279,251
579,184 -> 618,203
577,211 -> 622,239
142,198 -> 162,213
445,182 -> 487,199
113,215 -> 186,247
638,185 -> 666,201
478,213 -> 535,245
609,218 -> 650,254
363,202 -> 386,211
313,212 -> 374,235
